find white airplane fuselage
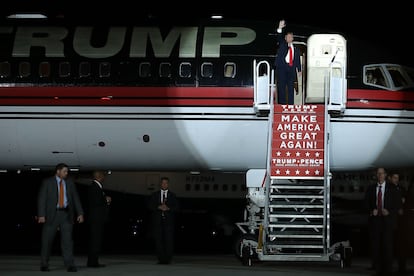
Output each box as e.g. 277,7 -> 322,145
1,104 -> 413,172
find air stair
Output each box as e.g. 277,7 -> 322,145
236,34 -> 351,266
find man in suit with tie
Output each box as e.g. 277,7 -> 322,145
364,167 -> 401,275
148,177 -> 179,264
86,170 -> 111,268
274,19 -> 302,104
37,163 -> 84,272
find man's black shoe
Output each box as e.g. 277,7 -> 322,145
67,266 -> 78,272
40,266 -> 50,272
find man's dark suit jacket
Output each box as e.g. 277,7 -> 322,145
364,182 -> 401,226
148,190 -> 179,228
87,181 -> 110,223
37,176 -> 84,224
274,31 -> 301,72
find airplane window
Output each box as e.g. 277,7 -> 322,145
231,184 -> 237,191
59,62 -> 71,77
201,62 -> 213,78
204,184 -> 210,191
405,67 -> 414,83
365,70 -> 377,84
213,184 -> 219,191
159,62 -> 171,78
139,62 -> 151,78
387,67 -> 408,87
240,184 -> 246,191
79,62 -> 91,78
364,66 -> 387,87
99,62 -> 111,78
224,62 -> 236,78
39,62 -> 50,78
222,184 -> 228,191
18,62 -> 31,78
194,184 -> 200,191
185,184 -> 191,191
179,62 -> 191,78
0,62 -> 10,78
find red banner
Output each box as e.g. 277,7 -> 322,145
271,104 -> 325,179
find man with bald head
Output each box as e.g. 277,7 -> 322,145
86,170 -> 111,268
364,167 -> 401,275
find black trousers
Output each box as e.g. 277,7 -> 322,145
87,221 -> 105,265
154,219 -> 174,263
276,65 -> 296,104
369,217 -> 394,274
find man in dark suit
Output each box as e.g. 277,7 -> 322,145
37,163 -> 84,272
86,170 -> 111,268
274,19 -> 302,104
388,171 -> 407,274
364,167 -> 401,275
148,177 -> 179,264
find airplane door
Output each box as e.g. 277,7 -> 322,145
305,34 -> 347,105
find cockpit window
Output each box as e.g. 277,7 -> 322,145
386,65 -> 410,88
364,64 -> 414,90
364,66 -> 387,88
405,67 -> 414,83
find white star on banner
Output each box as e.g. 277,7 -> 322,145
276,169 -> 281,175
286,152 -> 291,157
285,169 -> 290,175
296,152 -> 301,157
277,151 -> 281,156
315,170 -> 320,175
305,170 -> 310,175
295,170 -> 300,175
306,152 -> 310,157
315,152 -> 320,157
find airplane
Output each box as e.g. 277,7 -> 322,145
0,12 -> 413,262
0,15 -> 412,173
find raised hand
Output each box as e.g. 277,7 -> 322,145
278,20 -> 286,29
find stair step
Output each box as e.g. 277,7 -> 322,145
268,214 -> 324,219
267,210 -> 323,215
269,203 -> 324,208
271,185 -> 324,189
268,231 -> 324,239
268,223 -> 324,228
258,254 -> 329,262
266,244 -> 324,249
270,195 -> 324,199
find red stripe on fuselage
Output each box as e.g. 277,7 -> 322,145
0,86 -> 254,107
0,86 -> 413,109
347,89 -> 414,110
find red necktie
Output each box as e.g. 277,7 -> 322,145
288,45 -> 293,67
377,185 -> 382,215
59,180 -> 64,208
